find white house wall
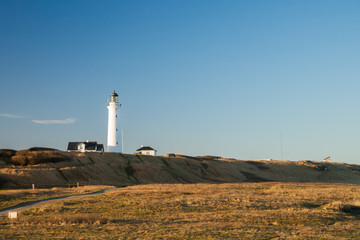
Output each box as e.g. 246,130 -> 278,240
140,150 -> 156,156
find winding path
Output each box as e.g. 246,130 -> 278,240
0,188 -> 119,216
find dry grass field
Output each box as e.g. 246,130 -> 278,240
1,183 -> 360,239
0,185 -> 113,210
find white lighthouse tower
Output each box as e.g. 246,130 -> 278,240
107,90 -> 121,152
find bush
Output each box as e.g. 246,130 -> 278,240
11,150 -> 71,166
27,147 -> 59,152
0,149 -> 17,164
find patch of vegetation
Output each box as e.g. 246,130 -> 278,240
124,160 -> 139,184
0,185 -> 113,210
201,162 -> 209,169
18,214 -> 108,225
197,155 -> 221,160
0,175 -> 10,188
1,183 -> 360,239
27,147 -> 59,152
10,150 -> 71,166
245,160 -> 270,170
0,149 -> 17,164
125,165 -> 135,176
240,171 -> 271,182
298,160 -> 327,171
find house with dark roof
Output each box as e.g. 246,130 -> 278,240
136,145 -> 157,156
67,141 -> 104,153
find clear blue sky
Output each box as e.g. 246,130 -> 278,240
1,0 -> 360,163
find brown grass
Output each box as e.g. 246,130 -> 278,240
2,152 -> 360,189
18,214 -> 108,225
0,185 -> 114,210
1,183 -> 360,239
0,149 -> 16,164
10,150 -> 71,166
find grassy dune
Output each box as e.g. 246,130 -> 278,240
2,151 -> 360,188
1,183 -> 360,239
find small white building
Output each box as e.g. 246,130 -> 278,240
136,146 -> 157,156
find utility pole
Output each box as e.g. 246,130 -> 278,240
121,128 -> 124,153
280,133 -> 283,161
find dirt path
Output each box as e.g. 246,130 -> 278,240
0,188 -> 119,216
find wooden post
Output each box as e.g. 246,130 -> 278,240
32,184 -> 35,190
77,182 -> 79,188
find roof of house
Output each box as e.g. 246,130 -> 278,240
97,144 -> 104,151
67,142 -> 82,150
83,141 -> 97,150
67,141 -> 103,151
136,146 -> 156,151
110,90 -> 118,96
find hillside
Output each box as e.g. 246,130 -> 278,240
1,150 -> 360,188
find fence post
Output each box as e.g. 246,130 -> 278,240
32,184 -> 35,190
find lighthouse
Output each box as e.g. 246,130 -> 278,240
107,90 -> 121,152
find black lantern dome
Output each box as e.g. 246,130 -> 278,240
110,90 -> 119,103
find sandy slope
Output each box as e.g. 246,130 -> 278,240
1,152 -> 360,187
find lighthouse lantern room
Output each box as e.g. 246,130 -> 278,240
107,90 -> 121,152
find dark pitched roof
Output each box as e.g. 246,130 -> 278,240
67,141 -> 103,151
96,144 -> 104,152
110,90 -> 118,96
136,146 -> 156,151
67,142 -> 81,150
83,141 -> 97,151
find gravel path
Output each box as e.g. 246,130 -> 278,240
0,188 -> 118,216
